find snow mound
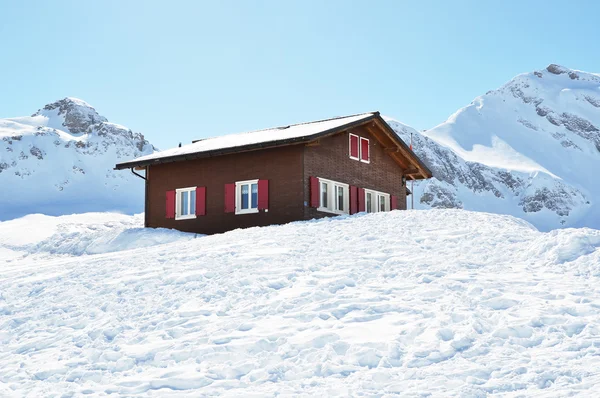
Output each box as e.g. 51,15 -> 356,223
2,210 -> 600,396
0,213 -> 194,259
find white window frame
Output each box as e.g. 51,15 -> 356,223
364,188 -> 390,213
349,133 -> 360,161
235,179 -> 259,215
349,134 -> 370,164
175,186 -> 197,220
318,177 -> 349,215
360,137 -> 370,164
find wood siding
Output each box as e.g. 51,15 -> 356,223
146,145 -> 305,235
303,125 -> 406,220
145,125 -> 406,235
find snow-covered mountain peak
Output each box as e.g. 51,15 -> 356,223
496,64 -> 600,96
1,98 -> 155,220
396,65 -> 600,230
542,63 -> 600,82
31,97 -> 108,134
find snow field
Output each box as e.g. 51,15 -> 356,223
1,210 -> 600,396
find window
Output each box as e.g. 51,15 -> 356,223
360,137 -> 370,163
176,187 -> 196,220
318,178 -> 349,215
349,134 -> 370,163
321,181 -> 328,209
366,191 -> 373,213
337,185 -> 345,212
364,189 -> 389,213
379,194 -> 386,212
349,134 -> 359,160
235,179 -> 259,214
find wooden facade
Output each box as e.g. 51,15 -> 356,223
116,113 -> 432,235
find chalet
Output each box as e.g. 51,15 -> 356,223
115,112 -> 432,235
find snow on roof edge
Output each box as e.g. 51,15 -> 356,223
116,112 -> 379,168
191,111 -> 380,143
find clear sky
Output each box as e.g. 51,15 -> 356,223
1,0 -> 599,149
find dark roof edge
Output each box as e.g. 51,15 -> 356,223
114,113 -> 379,170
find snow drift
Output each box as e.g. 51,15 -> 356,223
0,213 -> 193,259
2,210 -> 600,396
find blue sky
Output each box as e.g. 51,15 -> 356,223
1,0 -> 599,149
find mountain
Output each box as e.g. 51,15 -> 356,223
3,67 -> 600,230
0,98 -> 155,220
388,64 -> 600,231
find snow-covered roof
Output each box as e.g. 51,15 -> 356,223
115,112 -> 378,169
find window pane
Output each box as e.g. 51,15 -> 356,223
337,186 -> 344,211
366,193 -> 372,213
321,182 -> 328,208
350,135 -> 359,158
190,190 -> 196,215
251,183 -> 258,209
181,191 -> 189,215
361,138 -> 369,161
379,195 -> 386,212
241,184 -> 249,209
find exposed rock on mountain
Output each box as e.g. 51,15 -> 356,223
387,64 -> 600,230
0,98 -> 155,220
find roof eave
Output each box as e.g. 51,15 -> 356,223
374,115 -> 433,180
114,113 -> 379,170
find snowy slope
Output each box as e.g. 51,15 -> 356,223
2,210 -> 600,396
387,64 -> 600,231
0,212 -> 193,261
0,98 -> 155,220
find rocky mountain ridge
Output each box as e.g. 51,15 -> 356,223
0,98 -> 155,219
3,65 -> 599,231
390,64 -> 600,230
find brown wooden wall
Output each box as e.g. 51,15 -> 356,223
145,126 -> 406,235
146,145 -> 305,235
303,125 -> 406,219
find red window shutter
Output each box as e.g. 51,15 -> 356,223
349,185 -> 358,215
357,188 -> 366,212
165,190 -> 175,219
196,186 -> 206,216
258,179 -> 269,210
349,134 -> 359,159
360,138 -> 370,162
224,183 -> 235,213
309,176 -> 320,208
391,195 -> 398,211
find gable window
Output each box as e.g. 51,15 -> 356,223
360,137 -> 370,163
364,189 -> 389,213
349,134 -> 370,163
235,179 -> 259,214
176,187 -> 197,220
318,178 -> 349,215
349,134 -> 360,160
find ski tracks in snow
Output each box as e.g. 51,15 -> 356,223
1,210 -> 600,396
